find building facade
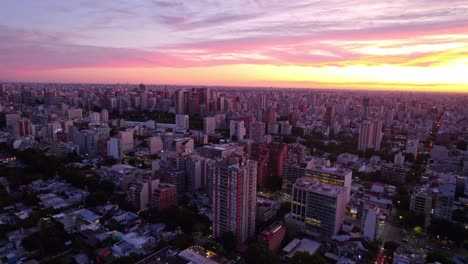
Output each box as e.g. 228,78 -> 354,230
291,178 -> 346,238
212,155 -> 257,243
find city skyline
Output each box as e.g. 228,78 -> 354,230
1,1 -> 468,92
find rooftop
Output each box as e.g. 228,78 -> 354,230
294,178 -> 345,196
178,248 -> 218,264
282,238 -> 322,258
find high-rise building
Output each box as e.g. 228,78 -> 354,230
363,96 -> 370,119
175,89 -> 186,114
258,223 -> 286,252
203,116 -> 216,136
89,112 -> 101,124
361,203 -> 381,241
100,109 -> 109,123
308,166 -> 352,202
381,163 -> 408,184
5,112 -> 21,135
212,155 -> 257,243
384,108 -> 394,127
186,155 -> 208,193
75,130 -> 100,157
291,178 -> 346,238
324,106 -> 335,126
264,108 -> 276,124
435,183 -> 455,220
127,177 -> 160,210
200,143 -> 245,159
18,118 -> 31,137
358,120 -> 383,151
251,144 -> 270,188
140,92 -> 149,111
394,152 -> 405,165
229,120 -> 246,141
257,94 -> 267,109
251,122 -> 266,143
268,142 -> 288,178
107,137 -> 121,159
410,187 -> 432,227
68,108 -> 83,120
149,136 -> 163,154
150,183 -> 177,211
405,138 -> 419,160
282,160 -> 314,192
176,114 -> 189,131
278,121 -> 292,135
119,131 -> 134,152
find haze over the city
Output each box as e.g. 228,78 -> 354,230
1,1 -> 468,92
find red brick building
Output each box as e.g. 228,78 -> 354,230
151,183 -> 177,211
258,223 -> 286,252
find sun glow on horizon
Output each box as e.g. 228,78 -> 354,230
12,62 -> 467,93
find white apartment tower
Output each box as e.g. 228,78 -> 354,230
291,178 -> 346,238
229,120 -> 246,141
176,114 -> 190,131
358,120 -> 383,151
204,116 -> 216,136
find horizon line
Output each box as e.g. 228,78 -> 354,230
1,80 -> 467,94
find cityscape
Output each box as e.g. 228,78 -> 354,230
0,1 -> 468,264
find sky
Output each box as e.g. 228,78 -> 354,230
0,0 -> 467,92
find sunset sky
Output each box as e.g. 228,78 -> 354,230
1,1 -> 467,92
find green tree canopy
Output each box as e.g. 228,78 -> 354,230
217,232 -> 237,252
243,243 -> 280,264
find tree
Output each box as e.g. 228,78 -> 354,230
455,140 -> 467,151
393,186 -> 411,210
289,251 -> 327,264
84,175 -> 100,193
106,219 -> 125,232
171,234 -> 193,250
128,158 -> 136,166
22,220 -> 71,258
102,157 -> 117,166
428,218 -> 467,246
243,243 -> 280,264
403,153 -> 415,162
101,180 -> 115,195
114,253 -> 142,264
189,115 -> 204,130
452,209 -> 467,223
60,166 -> 86,188
85,190 -> 108,207
23,192 -> 39,206
384,241 -> 400,251
291,127 -> 304,137
384,241 -> 400,257
66,151 -> 82,163
218,232 -> 237,252
398,211 -> 425,229
161,206 -> 197,233
426,251 -> 455,264
283,135 -> 297,144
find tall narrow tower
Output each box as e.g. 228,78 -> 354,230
212,154 -> 257,243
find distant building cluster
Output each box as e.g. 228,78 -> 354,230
0,82 -> 466,264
